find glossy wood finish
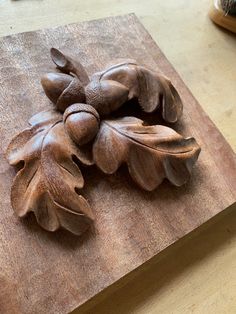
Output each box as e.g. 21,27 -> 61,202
6,48 -> 200,235
0,14 -> 236,314
6,110 -> 95,236
93,117 -> 200,190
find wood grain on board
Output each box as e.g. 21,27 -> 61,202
0,14 -> 235,314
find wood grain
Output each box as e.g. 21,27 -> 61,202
0,14 -> 236,314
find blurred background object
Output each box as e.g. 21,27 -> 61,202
209,0 -> 236,33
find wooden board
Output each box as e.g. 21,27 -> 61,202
0,14 -> 236,314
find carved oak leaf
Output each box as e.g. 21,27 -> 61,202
6,110 -> 94,235
93,117 -> 201,191
136,66 -> 183,123
92,60 -> 183,122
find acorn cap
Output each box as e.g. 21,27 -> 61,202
41,73 -> 86,112
85,79 -> 129,116
63,103 -> 100,123
63,104 -> 100,146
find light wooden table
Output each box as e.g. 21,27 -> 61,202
1,1 -> 235,313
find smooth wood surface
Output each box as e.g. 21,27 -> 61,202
76,203 -> 236,314
0,13 -> 236,314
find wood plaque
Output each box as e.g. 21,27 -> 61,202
0,14 -> 235,314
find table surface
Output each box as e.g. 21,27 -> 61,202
0,1 -> 235,313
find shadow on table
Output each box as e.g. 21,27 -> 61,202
73,202 -> 236,314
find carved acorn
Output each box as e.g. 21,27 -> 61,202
91,61 -> 183,123
41,73 -> 86,112
85,80 -> 129,115
63,103 -> 100,145
6,48 -> 201,237
42,49 -> 183,122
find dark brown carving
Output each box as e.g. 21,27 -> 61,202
6,48 -> 201,235
90,61 -> 183,122
50,47 -> 90,85
6,110 -> 94,235
85,79 -> 129,116
64,103 -> 100,145
93,117 -> 200,191
41,73 -> 86,112
42,49 -> 183,122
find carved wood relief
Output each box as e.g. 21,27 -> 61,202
6,48 -> 201,235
